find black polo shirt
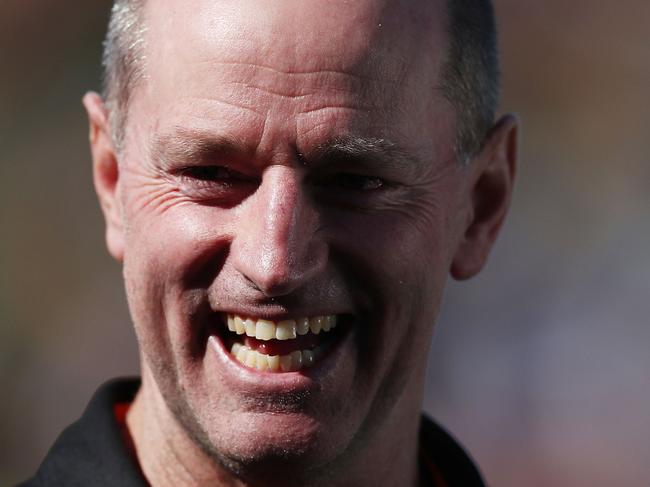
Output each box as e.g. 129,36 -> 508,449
18,378 -> 484,486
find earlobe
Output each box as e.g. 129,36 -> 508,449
82,92 -> 125,262
450,114 -> 518,280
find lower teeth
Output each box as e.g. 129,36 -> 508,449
231,343 -> 320,372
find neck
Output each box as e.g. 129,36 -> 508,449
127,367 -> 241,486
127,366 -> 424,487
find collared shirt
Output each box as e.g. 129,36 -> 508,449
18,378 -> 485,487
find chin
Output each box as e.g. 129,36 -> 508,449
201,411 -> 343,479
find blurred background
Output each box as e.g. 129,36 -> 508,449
1,1 -> 648,485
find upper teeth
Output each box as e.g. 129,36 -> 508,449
226,314 -> 337,340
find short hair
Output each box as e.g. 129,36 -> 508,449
101,0 -> 499,159
101,0 -> 146,153
441,0 -> 500,161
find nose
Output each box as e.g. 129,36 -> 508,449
231,165 -> 327,297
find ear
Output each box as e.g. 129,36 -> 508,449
450,114 -> 518,280
82,92 -> 125,262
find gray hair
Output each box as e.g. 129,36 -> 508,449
441,0 -> 500,161
101,0 -> 146,152
101,0 -> 499,159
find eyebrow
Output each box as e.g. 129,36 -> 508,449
310,136 -> 424,172
150,128 -> 424,173
150,128 -> 248,169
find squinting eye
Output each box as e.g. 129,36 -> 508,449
324,173 -> 385,191
174,165 -> 259,204
180,165 -> 236,181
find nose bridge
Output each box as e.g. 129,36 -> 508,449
235,165 -> 323,296
261,167 -> 301,265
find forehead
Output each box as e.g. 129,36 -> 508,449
144,0 -> 446,69
135,0 -> 452,158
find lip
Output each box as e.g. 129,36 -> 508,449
207,315 -> 356,394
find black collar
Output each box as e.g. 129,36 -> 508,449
20,378 -> 145,487
419,414 -> 485,486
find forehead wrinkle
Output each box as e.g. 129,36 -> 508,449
187,59 -> 376,108
144,1 -> 433,103
185,95 -> 267,119
195,59 -> 372,80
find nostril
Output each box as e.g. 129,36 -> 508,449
242,266 -> 301,298
236,238 -> 326,298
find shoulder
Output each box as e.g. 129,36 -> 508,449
17,378 -> 144,487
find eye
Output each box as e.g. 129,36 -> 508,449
322,173 -> 385,191
174,165 -> 259,203
180,165 -> 238,182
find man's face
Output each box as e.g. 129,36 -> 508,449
111,0 -> 472,474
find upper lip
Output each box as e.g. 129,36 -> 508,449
218,309 -> 351,321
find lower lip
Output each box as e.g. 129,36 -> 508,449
207,324 -> 354,392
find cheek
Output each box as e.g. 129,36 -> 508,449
123,184 -> 232,283
325,205 -> 451,363
327,201 -> 450,305
121,198 -> 232,358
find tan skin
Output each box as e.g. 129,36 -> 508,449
84,0 -> 517,485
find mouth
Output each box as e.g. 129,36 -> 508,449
217,313 -> 349,373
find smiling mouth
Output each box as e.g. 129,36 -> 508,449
220,314 -> 346,373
